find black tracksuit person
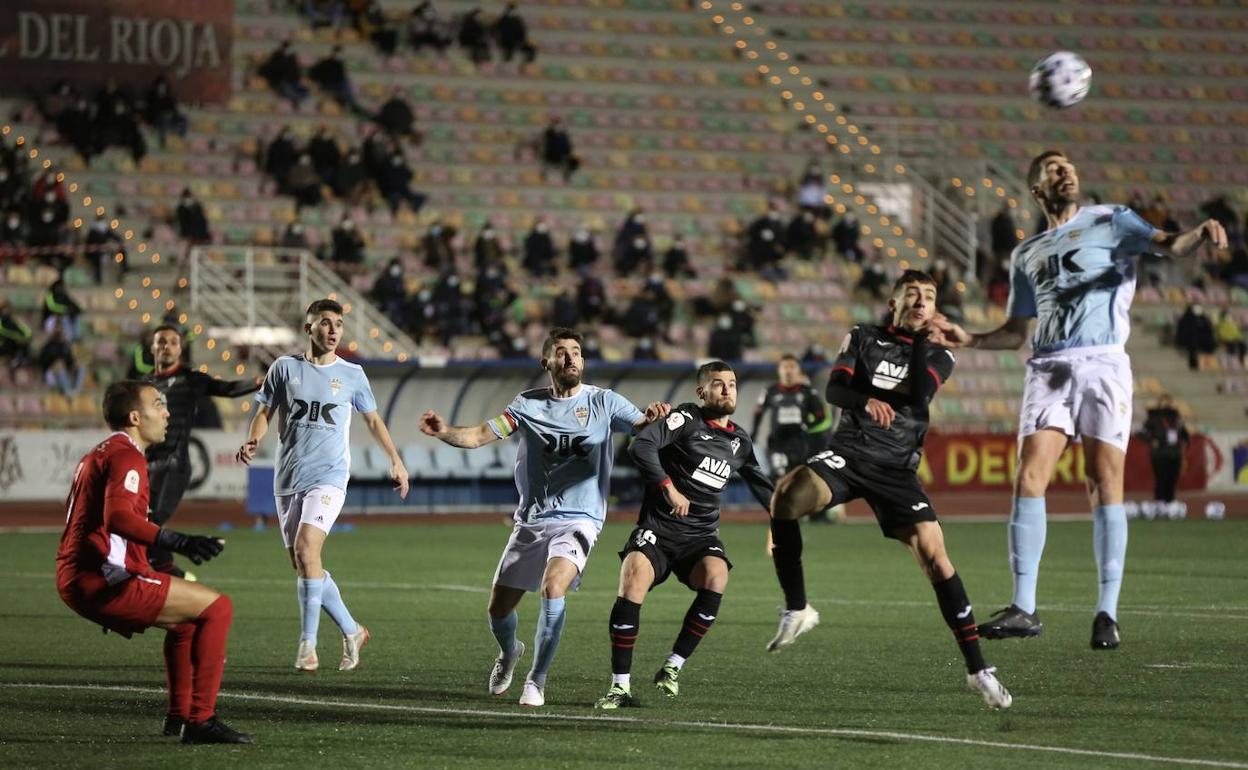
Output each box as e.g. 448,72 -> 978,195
143,325 -> 260,577
594,361 -> 773,709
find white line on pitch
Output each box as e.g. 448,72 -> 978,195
1,682 -> 1245,769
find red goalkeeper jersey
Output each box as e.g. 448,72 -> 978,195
56,432 -> 160,585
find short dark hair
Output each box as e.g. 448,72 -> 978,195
779,354 -> 799,364
306,298 -> 344,317
541,327 -> 583,357
697,360 -> 734,385
152,323 -> 181,338
102,380 -> 150,430
892,268 -> 937,294
1027,150 -> 1066,188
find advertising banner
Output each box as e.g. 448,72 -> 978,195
0,0 -> 233,103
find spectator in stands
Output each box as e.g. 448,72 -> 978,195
796,163 -> 829,218
38,80 -> 78,127
372,258 -> 409,327
458,8 -> 492,64
990,203 -> 1019,265
408,2 -> 452,53
330,216 -> 366,265
645,273 -> 675,337
474,260 -> 515,333
745,204 -> 786,278
360,1 -> 400,55
621,285 -> 663,340
125,329 -> 156,379
264,126 -> 299,192
1200,195 -> 1239,243
142,75 -> 187,149
496,3 -> 537,63
302,0 -> 345,29
175,189 -> 211,244
259,40 -> 309,108
1216,308 -> 1245,368
0,163 -> 24,211
309,45 -> 360,112
539,116 -> 579,182
786,209 -> 820,260
57,96 -> 98,164
576,269 -> 606,323
613,209 -> 653,276
550,289 -> 579,329
27,201 -> 69,268
1143,195 -> 1179,231
287,153 -> 324,209
376,87 -> 418,140
308,126 -> 344,188
1227,243 -> 1248,291
1175,303 -> 1216,371
422,220 -> 456,270
280,221 -> 310,250
378,152 -> 427,214
406,286 -> 438,342
37,318 -> 83,397
662,234 -> 695,278
474,221 -> 505,269
831,211 -> 862,263
94,79 -> 146,162
84,213 -> 126,283
1,208 -> 26,254
632,336 -> 659,361
801,343 -> 828,365
523,218 -> 557,277
1138,395 -> 1189,506
41,278 -> 82,341
729,298 -> 756,349
568,225 -> 599,270
707,313 -> 744,361
333,149 -> 371,206
0,297 -> 33,368
856,258 -> 889,300
433,272 -> 471,344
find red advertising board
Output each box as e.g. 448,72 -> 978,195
916,432 -> 1211,493
0,0 -> 233,103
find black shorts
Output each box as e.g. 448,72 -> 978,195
802,449 -> 936,540
766,442 -> 809,480
619,526 -> 732,590
148,454 -> 192,523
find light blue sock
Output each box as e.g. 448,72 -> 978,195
1009,496 -> 1047,614
529,597 -> 566,685
319,571 -> 359,636
1093,504 -> 1128,618
489,611 -> 518,657
297,576 -> 326,643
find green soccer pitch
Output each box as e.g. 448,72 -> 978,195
1,519 -> 1245,769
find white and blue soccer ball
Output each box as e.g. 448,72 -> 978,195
1029,51 -> 1092,109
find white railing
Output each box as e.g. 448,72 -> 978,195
189,245 -> 419,365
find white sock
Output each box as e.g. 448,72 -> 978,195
611,673 -> 630,688
666,653 -> 686,670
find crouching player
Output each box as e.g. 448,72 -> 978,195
56,381 -> 251,744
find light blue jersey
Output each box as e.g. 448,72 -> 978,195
488,385 -> 644,527
1007,205 -> 1159,355
256,355 -> 377,495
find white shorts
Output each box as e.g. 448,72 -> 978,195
492,518 -> 600,593
1018,346 -> 1133,452
275,485 -> 347,547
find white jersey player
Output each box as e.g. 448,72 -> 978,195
939,151 -> 1227,649
420,327 -> 669,706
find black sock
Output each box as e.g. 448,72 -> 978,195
770,518 -> 807,611
932,573 -> 987,674
609,597 -> 641,676
672,589 -> 722,660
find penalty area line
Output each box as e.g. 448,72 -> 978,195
2,682 -> 1245,769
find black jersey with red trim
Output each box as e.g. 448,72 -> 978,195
629,402 -> 774,539
752,383 -> 826,451
144,365 -> 259,463
825,324 -> 955,470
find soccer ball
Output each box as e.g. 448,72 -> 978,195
1029,51 -> 1092,109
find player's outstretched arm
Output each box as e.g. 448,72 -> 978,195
236,404 -> 271,465
934,315 -> 1031,351
209,374 -> 264,399
419,410 -> 500,448
362,411 -> 409,499
1153,219 -> 1229,258
634,401 -> 672,429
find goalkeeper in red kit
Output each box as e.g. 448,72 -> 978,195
55,380 -> 252,744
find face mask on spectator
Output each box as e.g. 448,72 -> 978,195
6,216 -> 19,228
768,211 -> 781,221
389,265 -> 402,277
291,224 -> 303,234
535,223 -> 548,234
91,220 -> 107,232
760,229 -> 774,242
41,211 -> 55,223
342,220 -> 354,230
632,237 -> 647,250
716,315 -> 733,330
633,215 -> 645,226
391,156 -> 403,166
44,191 -> 57,204
482,228 -> 495,240
573,229 -> 589,242
418,289 -> 432,302
731,299 -> 746,313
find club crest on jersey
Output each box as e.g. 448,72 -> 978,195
666,412 -> 687,430
574,406 -> 590,427
329,378 -> 342,395
729,437 -> 741,455
871,360 -> 908,390
692,456 -> 731,489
